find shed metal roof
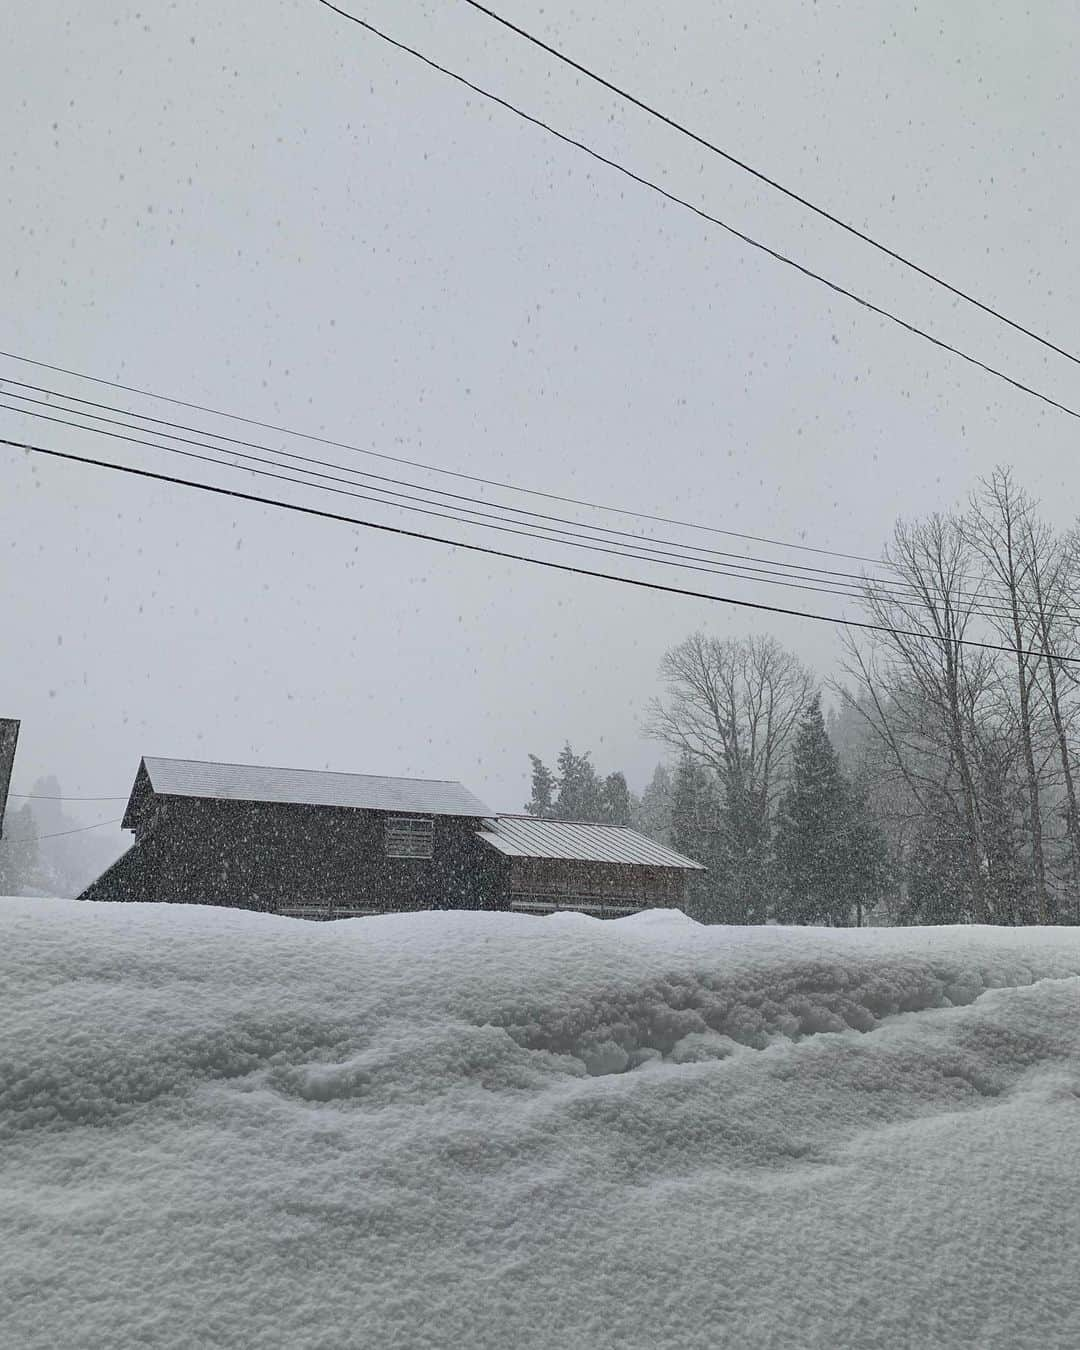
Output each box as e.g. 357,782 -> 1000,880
477,816 -> 705,869
132,756 -> 491,817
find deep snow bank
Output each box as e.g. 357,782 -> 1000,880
3,899 -> 1080,1350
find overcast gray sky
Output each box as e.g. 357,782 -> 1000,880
3,0 -> 1079,855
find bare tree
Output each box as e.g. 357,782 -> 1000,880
837,513 -> 996,922
966,470 -> 1053,921
831,470 -> 1080,926
646,633 -> 814,922
1025,522 -> 1080,918
647,632 -> 814,815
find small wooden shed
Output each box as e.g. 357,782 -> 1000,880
476,815 -> 704,918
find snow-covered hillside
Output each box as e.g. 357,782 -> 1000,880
4,899 -> 1080,1349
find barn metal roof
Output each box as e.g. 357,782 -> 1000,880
477,816 -> 705,869
132,756 -> 491,818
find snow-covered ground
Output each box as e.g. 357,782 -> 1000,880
4,898 -> 1080,1349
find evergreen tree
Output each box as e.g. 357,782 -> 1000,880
670,752 -> 720,920
632,763 -> 673,844
902,813 -> 973,925
600,771 -> 632,826
774,696 -> 870,925
525,755 -> 557,818
554,744 -> 603,821
670,752 -> 710,855
831,770 -> 889,926
526,747 -> 640,827
716,781 -> 772,925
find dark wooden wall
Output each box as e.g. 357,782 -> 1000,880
82,795 -> 509,914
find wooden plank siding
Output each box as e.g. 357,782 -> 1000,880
82,796 -> 507,915
507,856 -> 686,917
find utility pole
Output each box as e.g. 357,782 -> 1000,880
0,719 -> 20,838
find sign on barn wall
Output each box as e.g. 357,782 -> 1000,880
0,719 -> 20,838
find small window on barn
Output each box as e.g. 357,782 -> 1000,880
385,815 -> 434,859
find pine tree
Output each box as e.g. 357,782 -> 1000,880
670,752 -> 720,920
525,755 -> 557,818
527,746 -> 639,826
670,752 -> 708,855
716,780 -> 772,925
633,763 -> 673,843
903,814 -> 972,925
554,744 -> 602,821
831,770 -> 889,927
600,771 -> 632,826
774,696 -> 854,925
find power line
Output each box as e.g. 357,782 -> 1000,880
0,375 -> 1023,615
5,432 -> 1077,665
0,817 -> 123,845
0,376 -> 1040,618
3,375 -> 900,589
4,383 -> 1059,625
0,349 -> 890,568
459,0 -> 1080,372
4,396 -> 1045,623
314,2 -> 1080,427
1,380 -> 986,610
0,399 -> 888,605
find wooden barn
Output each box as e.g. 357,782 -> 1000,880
78,756 -> 703,919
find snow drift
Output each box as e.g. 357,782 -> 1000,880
3,898 -> 1080,1349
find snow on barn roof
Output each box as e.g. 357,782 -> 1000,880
128,756 -> 491,820
477,815 -> 705,869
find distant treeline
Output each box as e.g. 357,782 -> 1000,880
527,467 -> 1080,927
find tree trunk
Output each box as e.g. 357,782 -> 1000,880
1047,665 -> 1080,921
968,471 -> 1052,924
1006,565 -> 1051,923
1029,531 -> 1080,923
